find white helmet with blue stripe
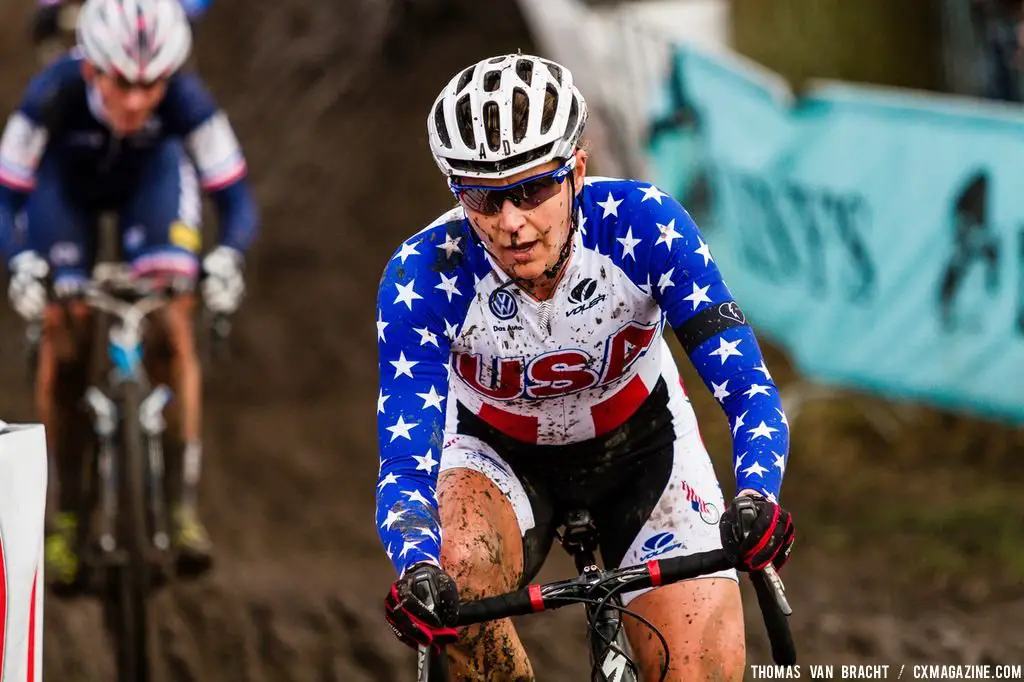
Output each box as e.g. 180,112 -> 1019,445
77,0 -> 193,83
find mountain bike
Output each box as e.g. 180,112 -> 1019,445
55,262 -> 228,682
417,508 -> 796,682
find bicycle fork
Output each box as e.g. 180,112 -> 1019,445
585,590 -> 635,682
84,384 -> 173,559
561,510 -> 638,682
139,386 -> 172,553
85,386 -> 119,556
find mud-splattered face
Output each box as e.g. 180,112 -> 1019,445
461,150 -> 587,287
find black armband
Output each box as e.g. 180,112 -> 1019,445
672,300 -> 749,354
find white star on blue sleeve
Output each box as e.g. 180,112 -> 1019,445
622,182 -> 790,500
375,219 -> 479,577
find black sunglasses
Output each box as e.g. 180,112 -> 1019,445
449,161 -> 574,216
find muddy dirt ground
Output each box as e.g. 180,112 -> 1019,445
0,1 -> 1021,680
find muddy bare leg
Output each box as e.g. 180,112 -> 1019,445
438,468 -> 534,681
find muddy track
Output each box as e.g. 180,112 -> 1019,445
0,1 -> 1020,680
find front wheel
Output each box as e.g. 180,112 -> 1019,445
112,380 -> 152,682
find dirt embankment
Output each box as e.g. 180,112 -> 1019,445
0,0 -> 1019,680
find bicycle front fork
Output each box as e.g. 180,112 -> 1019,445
587,594 -> 638,682
84,384 -> 173,558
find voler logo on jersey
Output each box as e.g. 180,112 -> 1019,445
566,277 -> 607,317
639,531 -> 683,561
454,320 -> 659,399
488,288 -> 518,320
569,278 -> 598,304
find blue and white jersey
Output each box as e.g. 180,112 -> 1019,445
375,177 -> 790,577
0,52 -> 256,259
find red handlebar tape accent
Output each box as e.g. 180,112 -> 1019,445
528,584 -> 544,612
647,560 -> 663,587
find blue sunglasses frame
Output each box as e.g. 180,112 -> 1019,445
449,158 -> 576,215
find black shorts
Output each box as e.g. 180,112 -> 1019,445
441,376 -> 737,605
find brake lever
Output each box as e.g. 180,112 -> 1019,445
733,496 -> 793,615
759,564 -> 792,616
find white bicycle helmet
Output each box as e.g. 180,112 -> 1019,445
76,0 -> 192,83
428,53 -> 588,180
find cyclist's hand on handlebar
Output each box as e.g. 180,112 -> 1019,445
201,246 -> 245,314
720,490 -> 795,572
31,3 -> 62,45
7,251 -> 49,321
384,562 -> 459,651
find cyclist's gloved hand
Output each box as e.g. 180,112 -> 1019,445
7,251 -> 49,321
719,491 -> 795,572
384,562 -> 459,651
201,246 -> 245,314
31,2 -> 62,45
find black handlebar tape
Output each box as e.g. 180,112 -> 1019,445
653,550 -> 732,585
456,585 -> 543,626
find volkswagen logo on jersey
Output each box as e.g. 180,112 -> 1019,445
488,288 -> 518,320
681,480 -> 721,525
639,531 -> 683,561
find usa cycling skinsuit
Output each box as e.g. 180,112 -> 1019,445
0,52 -> 257,286
375,177 -> 790,603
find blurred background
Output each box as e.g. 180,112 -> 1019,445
1,0 -> 1022,679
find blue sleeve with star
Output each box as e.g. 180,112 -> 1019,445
375,218 -> 474,577
624,185 -> 789,500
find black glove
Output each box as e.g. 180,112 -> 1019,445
384,562 -> 459,651
719,493 -> 795,572
31,3 -> 62,45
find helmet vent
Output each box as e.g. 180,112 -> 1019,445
545,62 -> 563,85
540,84 -> 558,135
433,100 -> 451,149
564,96 -> 580,142
456,94 -> 475,149
456,66 -> 474,93
515,59 -> 533,85
512,88 -> 529,144
483,70 -> 502,93
483,101 -> 501,152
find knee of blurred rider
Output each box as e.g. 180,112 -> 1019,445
162,295 -> 199,358
41,302 -> 89,363
34,325 -> 58,407
35,304 -> 85,416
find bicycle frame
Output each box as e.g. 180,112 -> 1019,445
418,509 -> 638,682
80,265 -> 175,565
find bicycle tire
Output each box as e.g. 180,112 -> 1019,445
113,380 -> 151,682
